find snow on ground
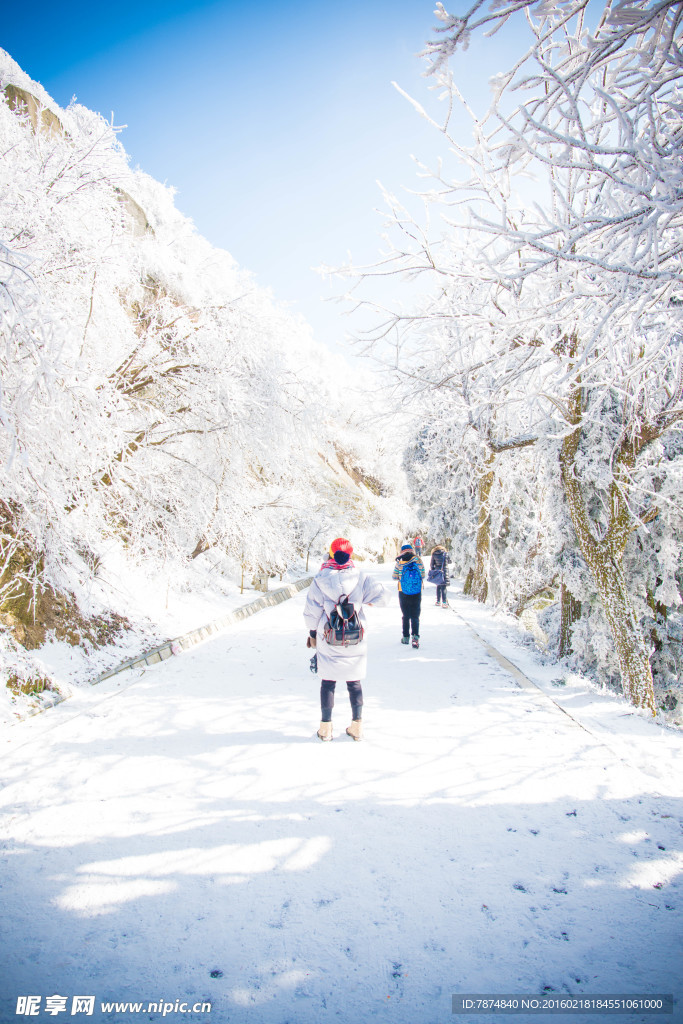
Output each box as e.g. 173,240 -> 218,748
1,568 -> 681,1024
88,551 -> 311,642
0,555 -> 309,729
447,582 -> 683,779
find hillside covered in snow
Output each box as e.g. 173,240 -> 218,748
0,50 -> 408,718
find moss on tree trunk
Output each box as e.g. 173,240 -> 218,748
559,582 -> 581,658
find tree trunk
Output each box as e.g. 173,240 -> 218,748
559,582 -> 581,658
472,457 -> 495,603
584,547 -> 655,712
560,408 -> 656,714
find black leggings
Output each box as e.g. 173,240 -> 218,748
436,584 -> 448,603
321,679 -> 362,722
399,592 -> 421,637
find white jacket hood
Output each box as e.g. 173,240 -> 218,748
315,566 -> 362,603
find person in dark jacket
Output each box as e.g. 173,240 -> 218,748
392,542 -> 425,648
430,544 -> 452,607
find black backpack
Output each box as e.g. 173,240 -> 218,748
323,594 -> 364,647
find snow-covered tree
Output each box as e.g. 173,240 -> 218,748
356,1 -> 683,714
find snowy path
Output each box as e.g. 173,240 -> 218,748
1,574 -> 682,1024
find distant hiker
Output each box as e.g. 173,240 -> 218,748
304,537 -> 388,742
428,545 -> 452,607
413,535 -> 424,556
392,542 -> 425,648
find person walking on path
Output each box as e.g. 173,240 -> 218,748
392,541 -> 425,649
413,535 -> 424,557
304,537 -> 388,742
429,544 -> 452,607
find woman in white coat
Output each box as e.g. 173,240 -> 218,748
304,537 -> 388,741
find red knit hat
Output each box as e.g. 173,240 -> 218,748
330,537 -> 353,556
329,537 -> 353,564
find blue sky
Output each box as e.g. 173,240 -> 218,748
2,1 -> 514,350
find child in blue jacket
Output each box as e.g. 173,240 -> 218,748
392,542 -> 425,648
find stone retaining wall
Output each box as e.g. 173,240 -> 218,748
92,577 -> 314,685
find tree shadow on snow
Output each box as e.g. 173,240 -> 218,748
1,738 -> 681,1023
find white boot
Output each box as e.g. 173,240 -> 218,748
317,721 -> 333,741
346,720 -> 363,741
